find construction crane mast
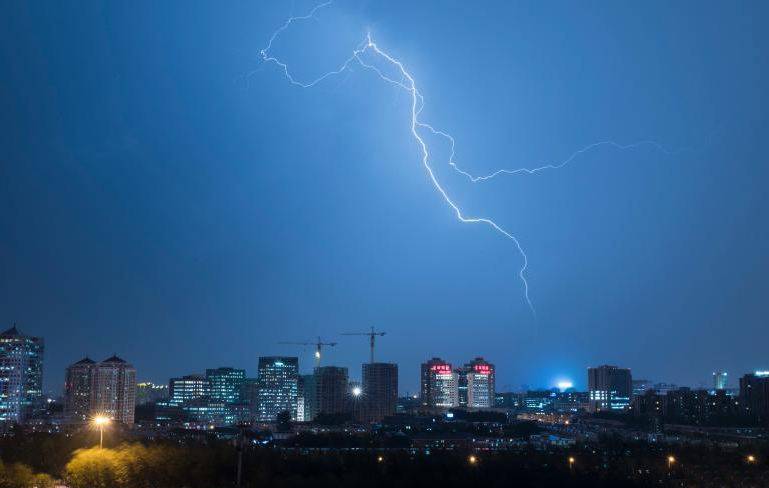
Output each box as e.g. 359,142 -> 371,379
341,326 -> 386,364
278,336 -> 337,369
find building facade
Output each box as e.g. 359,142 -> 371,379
169,375 -> 209,405
362,362 -> 398,421
64,357 -> 96,423
740,371 -> 769,424
206,367 -> 246,404
587,364 -> 632,412
464,357 -> 495,409
713,371 -> 728,391
420,358 -> 458,408
314,366 -> 348,416
257,357 -> 299,421
0,325 -> 44,425
92,356 -> 137,425
65,355 -> 136,425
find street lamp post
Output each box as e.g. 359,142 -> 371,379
93,416 -> 110,449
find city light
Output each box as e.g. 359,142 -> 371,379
747,455 -> 756,463
352,386 -> 362,397
377,455 -> 384,463
667,456 -> 676,469
557,380 -> 574,391
93,416 -> 110,449
468,455 -> 478,465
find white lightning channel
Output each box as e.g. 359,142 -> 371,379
259,2 -> 675,315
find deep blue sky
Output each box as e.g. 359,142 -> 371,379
1,1 -> 767,395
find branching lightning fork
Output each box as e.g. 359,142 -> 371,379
260,1 -> 673,315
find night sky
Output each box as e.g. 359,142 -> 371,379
1,0 -> 767,395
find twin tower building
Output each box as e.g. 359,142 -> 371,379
420,357 -> 496,409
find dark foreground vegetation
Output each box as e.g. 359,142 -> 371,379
2,432 -> 769,487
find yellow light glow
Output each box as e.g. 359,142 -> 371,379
747,455 -> 756,463
468,455 -> 477,465
568,457 -> 575,464
93,416 -> 110,426
377,455 -> 384,463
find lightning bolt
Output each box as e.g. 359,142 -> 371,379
259,1 -> 676,315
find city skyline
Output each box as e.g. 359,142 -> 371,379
3,1 -> 768,399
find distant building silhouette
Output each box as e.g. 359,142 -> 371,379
740,371 -> 769,424
362,362 -> 397,421
314,366 -> 348,416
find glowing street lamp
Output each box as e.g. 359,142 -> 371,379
377,455 -> 384,463
468,455 -> 478,465
93,416 -> 110,449
747,455 -> 756,464
667,455 -> 676,469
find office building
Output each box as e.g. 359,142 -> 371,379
713,371 -> 728,391
206,367 -> 246,404
420,358 -> 458,408
362,362 -> 398,421
587,365 -> 632,412
169,375 -> 209,405
314,366 -> 348,416
298,374 -> 317,421
0,325 -> 44,425
257,357 -> 298,421
464,357 -> 495,409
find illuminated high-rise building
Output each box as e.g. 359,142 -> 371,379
91,355 -> 137,425
168,375 -> 209,405
464,357 -> 495,409
362,362 -> 397,421
587,364 -> 632,412
298,374 -> 316,421
420,358 -> 458,408
713,371 -> 728,391
0,325 -> 44,425
257,357 -> 298,421
206,367 -> 246,404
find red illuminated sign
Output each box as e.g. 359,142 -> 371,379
430,364 -> 452,373
474,364 -> 491,374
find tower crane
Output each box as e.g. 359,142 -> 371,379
278,337 -> 337,369
341,326 -> 386,364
